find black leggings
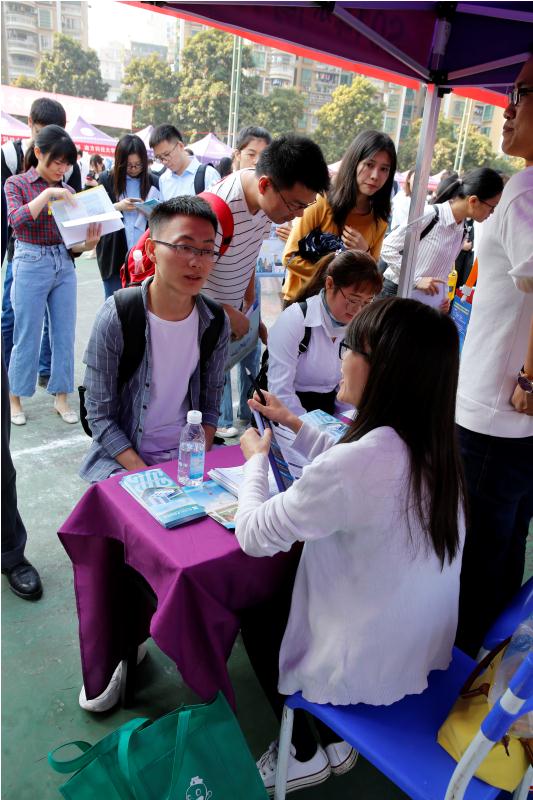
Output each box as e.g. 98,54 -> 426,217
240,568 -> 341,761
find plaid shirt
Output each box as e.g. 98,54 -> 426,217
4,166 -> 74,246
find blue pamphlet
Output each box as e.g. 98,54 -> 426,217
299,409 -> 349,442
120,468 -> 206,528
253,409 -> 294,492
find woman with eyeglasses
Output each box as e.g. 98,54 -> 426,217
281,130 -> 396,303
380,167 -> 504,299
236,298 -> 466,793
96,134 -> 160,298
267,249 -> 382,416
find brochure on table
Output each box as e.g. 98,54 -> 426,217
51,184 -> 124,247
182,480 -> 239,530
120,468 -> 205,528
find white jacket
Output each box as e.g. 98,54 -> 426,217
236,423 -> 464,706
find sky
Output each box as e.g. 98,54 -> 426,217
87,1 -> 176,50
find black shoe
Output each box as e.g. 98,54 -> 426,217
38,374 -> 50,388
2,558 -> 43,601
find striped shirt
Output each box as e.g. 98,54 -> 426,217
381,200 -> 465,285
5,166 -> 75,246
202,169 -> 271,308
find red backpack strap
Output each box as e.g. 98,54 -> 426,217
198,192 -> 234,257
123,228 -> 153,286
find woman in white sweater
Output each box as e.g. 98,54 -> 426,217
236,297 -> 466,794
267,249 -> 382,416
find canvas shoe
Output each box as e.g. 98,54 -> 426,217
216,426 -> 239,438
257,740 -> 331,796
79,642 -> 148,712
325,741 -> 359,775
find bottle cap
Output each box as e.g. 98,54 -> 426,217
133,249 -> 143,261
187,410 -> 202,425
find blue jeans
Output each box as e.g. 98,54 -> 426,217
3,259 -> 53,376
218,343 -> 261,428
9,242 -> 76,397
456,425 -> 533,656
102,273 -> 122,299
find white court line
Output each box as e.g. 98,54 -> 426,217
12,434 -> 87,458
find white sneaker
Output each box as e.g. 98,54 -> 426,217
79,642 -> 148,712
216,426 -> 239,438
325,740 -> 359,775
257,740 -> 330,796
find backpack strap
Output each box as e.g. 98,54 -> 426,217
420,205 -> 440,241
297,300 -> 312,354
114,285 -> 147,389
199,295 -> 226,364
198,191 -> 234,257
194,163 -> 209,195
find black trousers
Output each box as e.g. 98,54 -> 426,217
240,562 -> 340,761
1,345 -> 27,570
456,425 -> 533,656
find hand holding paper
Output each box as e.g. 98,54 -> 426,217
51,184 -> 123,248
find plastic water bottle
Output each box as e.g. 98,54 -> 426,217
133,249 -> 143,276
178,410 -> 205,487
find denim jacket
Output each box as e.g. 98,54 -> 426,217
80,279 -> 229,482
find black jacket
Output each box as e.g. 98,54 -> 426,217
95,170 -> 159,281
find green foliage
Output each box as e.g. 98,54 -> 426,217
36,34 -> 108,99
398,116 -> 521,176
253,87 -> 305,139
176,29 -> 260,141
11,75 -> 40,90
119,54 -> 178,129
313,78 -> 385,162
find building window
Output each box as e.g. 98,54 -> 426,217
482,105 -> 494,122
387,94 -> 400,111
253,52 -> 266,69
452,100 -> 465,117
38,7 -> 52,28
339,73 -> 352,86
383,116 -> 396,134
40,34 -> 52,50
480,126 -> 492,137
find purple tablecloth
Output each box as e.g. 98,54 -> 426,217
58,445 -> 297,708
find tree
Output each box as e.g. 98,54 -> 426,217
313,78 -> 385,162
11,75 -> 40,90
175,29 -> 261,140
36,34 -> 108,99
119,54 -> 178,129
253,87 -> 305,139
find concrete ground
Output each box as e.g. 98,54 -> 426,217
1,257 -> 531,799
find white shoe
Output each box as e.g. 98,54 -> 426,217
325,740 -> 359,775
257,740 -> 330,795
79,642 -> 148,712
216,426 -> 239,438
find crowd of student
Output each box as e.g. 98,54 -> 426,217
1,49 -> 532,794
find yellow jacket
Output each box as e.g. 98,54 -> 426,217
281,193 -> 387,300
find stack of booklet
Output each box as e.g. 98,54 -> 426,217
208,465 -> 280,498
120,469 -> 206,529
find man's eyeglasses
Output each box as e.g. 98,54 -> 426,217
153,140 -> 180,164
338,286 -> 374,311
270,179 -> 317,213
152,241 -> 218,260
338,339 -> 371,361
507,87 -> 533,107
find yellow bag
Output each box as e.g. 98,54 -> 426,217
438,639 -> 533,791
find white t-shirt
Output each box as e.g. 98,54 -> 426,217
457,167 -> 533,438
158,156 -> 220,201
267,293 -> 347,417
139,306 -> 199,463
390,190 -> 411,230
202,169 -> 271,308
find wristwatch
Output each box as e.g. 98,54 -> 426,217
517,366 -> 533,394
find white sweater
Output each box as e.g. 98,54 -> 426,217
236,424 -> 464,706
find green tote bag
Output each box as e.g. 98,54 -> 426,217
48,693 -> 268,800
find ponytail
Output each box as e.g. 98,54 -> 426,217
24,142 -> 37,171
434,167 -> 504,205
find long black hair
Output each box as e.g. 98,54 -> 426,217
112,134 -> 150,200
294,250 -> 383,304
341,297 -> 465,567
432,167 -> 503,205
24,124 -> 77,172
329,130 -> 397,230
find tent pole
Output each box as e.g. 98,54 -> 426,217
397,84 -> 442,299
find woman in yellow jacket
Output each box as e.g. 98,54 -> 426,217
282,130 -> 396,302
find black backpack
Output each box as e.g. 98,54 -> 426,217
252,300 -> 312,394
79,284 -> 226,437
378,206 -> 440,274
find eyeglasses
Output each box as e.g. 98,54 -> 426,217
338,286 -> 374,311
151,241 -> 218,260
338,339 -> 371,361
270,179 -> 317,213
127,162 -> 143,171
478,198 -> 498,211
153,140 -> 180,164
507,87 -> 533,107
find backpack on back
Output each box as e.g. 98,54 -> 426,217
120,191 -> 233,288
78,282 -> 226,437
253,300 -> 312,394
